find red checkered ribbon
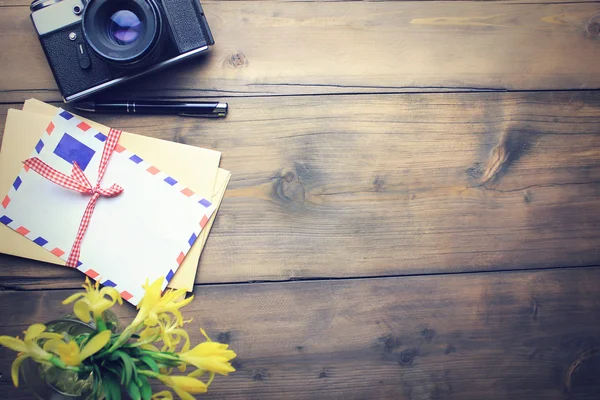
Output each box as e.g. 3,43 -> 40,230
24,128 -> 124,267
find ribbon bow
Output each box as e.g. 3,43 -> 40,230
24,128 -> 124,268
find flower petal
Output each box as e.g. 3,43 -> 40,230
170,376 -> 207,394
173,387 -> 196,400
0,336 -> 27,353
79,330 -> 111,361
186,369 -> 205,378
91,298 -> 113,318
170,310 -> 185,326
151,391 -> 174,400
187,342 -> 225,357
59,341 -> 82,366
145,312 -> 158,327
24,340 -> 52,361
206,371 -> 215,387
83,277 -> 92,291
73,299 -> 91,323
160,289 -> 184,304
199,328 -> 211,342
43,338 -> 65,353
24,324 -> 46,341
174,329 -> 190,353
142,277 -> 164,303
188,357 -> 235,375
140,343 -> 161,352
100,286 -> 123,305
139,327 -> 160,339
163,333 -> 174,352
172,296 -> 194,312
37,332 -> 65,340
11,354 -> 29,387
62,292 -> 85,305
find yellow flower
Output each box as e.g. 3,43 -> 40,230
138,326 -> 160,342
132,277 -> 193,328
187,368 -> 216,386
155,374 -> 207,400
0,324 -> 63,387
62,278 -> 122,323
112,277 -> 192,351
140,314 -> 191,353
178,329 -> 236,376
43,330 -> 111,366
151,391 -> 174,400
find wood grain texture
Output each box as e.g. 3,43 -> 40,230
2,1 -> 600,103
3,0 -> 595,6
1,91 -> 600,288
1,267 -> 600,399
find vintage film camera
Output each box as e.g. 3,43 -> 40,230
30,0 -> 214,102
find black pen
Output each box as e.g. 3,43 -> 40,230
74,100 -> 228,118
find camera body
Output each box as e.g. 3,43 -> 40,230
30,0 -> 214,102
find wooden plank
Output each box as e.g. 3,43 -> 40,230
1,91 -> 600,288
2,1 -> 600,103
1,267 -> 600,399
3,0 -> 595,6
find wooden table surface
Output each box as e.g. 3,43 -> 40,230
2,0 -> 600,399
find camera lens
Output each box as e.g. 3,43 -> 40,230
107,10 -> 143,45
82,0 -> 162,63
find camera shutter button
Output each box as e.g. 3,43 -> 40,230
76,41 -> 91,70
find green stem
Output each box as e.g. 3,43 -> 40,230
107,331 -> 131,352
139,350 -> 179,361
49,356 -> 92,373
95,316 -> 107,332
93,349 -> 111,359
122,334 -> 160,349
107,321 -> 142,352
138,369 -> 158,378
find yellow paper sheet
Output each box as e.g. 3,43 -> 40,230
168,167 -> 230,290
0,99 -> 230,291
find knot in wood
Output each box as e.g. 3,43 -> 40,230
564,349 -> 600,398
252,368 -> 270,382
227,53 -> 248,68
398,348 -> 418,365
588,16 -> 600,36
274,169 -> 305,205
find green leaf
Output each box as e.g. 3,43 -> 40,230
107,350 -> 121,362
139,355 -> 159,373
102,371 -> 121,400
132,363 -> 141,387
129,347 -> 142,358
106,320 -> 117,332
91,365 -> 102,399
74,333 -> 89,346
77,369 -> 90,381
138,375 -> 152,400
103,363 -> 121,377
127,380 -> 141,400
108,350 -> 134,387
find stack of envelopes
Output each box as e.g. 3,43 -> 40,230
0,99 -> 230,305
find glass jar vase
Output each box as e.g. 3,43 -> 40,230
21,311 -> 119,400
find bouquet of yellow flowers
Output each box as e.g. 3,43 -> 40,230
0,277 -> 236,400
